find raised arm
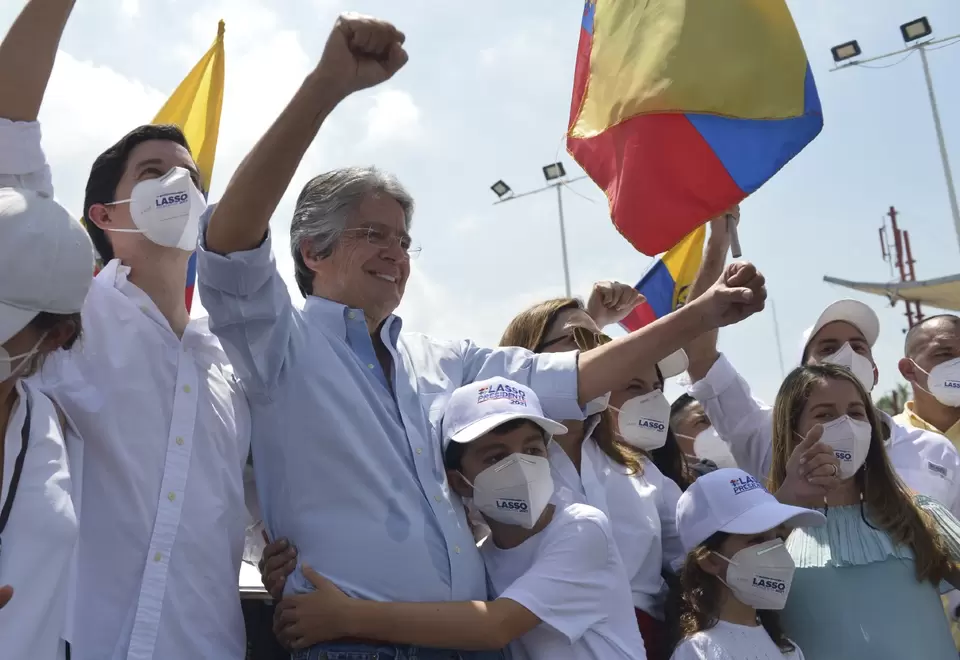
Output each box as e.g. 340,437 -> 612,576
576,260 -> 766,404
204,13 -> 407,256
0,0 -> 75,122
684,210 -> 734,380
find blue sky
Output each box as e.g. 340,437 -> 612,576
4,0 -> 960,405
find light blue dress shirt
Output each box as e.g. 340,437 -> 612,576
196,216 -> 585,603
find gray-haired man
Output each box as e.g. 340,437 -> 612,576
198,12 -> 767,660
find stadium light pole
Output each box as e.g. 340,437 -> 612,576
831,17 -> 960,254
490,164 -> 588,298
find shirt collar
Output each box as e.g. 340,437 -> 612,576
303,296 -> 403,346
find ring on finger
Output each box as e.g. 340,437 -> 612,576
828,464 -> 838,477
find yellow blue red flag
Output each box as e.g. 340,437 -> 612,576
567,0 -> 822,256
153,21 -> 226,312
619,225 -> 705,332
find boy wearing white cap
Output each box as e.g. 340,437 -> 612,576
0,5 -> 96,655
0,2 -> 253,658
684,292 -> 960,514
272,377 -> 647,659
671,468 -> 825,660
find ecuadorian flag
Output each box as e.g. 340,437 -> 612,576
619,224 -> 705,332
567,0 -> 823,256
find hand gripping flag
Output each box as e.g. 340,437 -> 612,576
153,21 -> 226,312
619,224 -> 705,332
567,0 -> 823,256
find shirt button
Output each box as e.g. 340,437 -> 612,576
183,385 -> 192,394
154,552 -> 163,562
168,492 -> 176,502
176,437 -> 185,446
140,305 -> 150,313
416,447 -> 423,455
367,364 -> 375,369
347,311 -> 356,320
434,495 -> 442,503
455,546 -> 461,554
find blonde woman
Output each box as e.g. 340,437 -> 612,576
770,363 -> 960,659
499,288 -> 690,660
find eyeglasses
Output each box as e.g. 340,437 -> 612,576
538,326 -> 612,352
341,227 -> 421,258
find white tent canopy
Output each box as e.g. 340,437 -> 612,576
823,274 -> 960,313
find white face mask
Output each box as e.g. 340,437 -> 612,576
612,391 -> 670,450
682,427 -> 738,469
467,454 -> 554,529
714,540 -> 796,610
822,343 -> 875,392
806,415 -> 872,479
0,332 -> 48,382
915,358 -> 960,408
584,392 -> 610,417
106,166 -> 207,252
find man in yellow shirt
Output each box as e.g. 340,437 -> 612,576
896,313 -> 960,647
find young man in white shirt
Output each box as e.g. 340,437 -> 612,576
0,1 -> 253,658
272,377 -> 647,660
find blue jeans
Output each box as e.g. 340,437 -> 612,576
291,642 -> 504,660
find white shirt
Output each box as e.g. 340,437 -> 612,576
3,117 -> 253,660
688,353 -> 960,514
0,380 -> 78,660
549,423 -> 685,617
481,503 -> 647,660
33,262 -> 252,660
670,621 -> 805,660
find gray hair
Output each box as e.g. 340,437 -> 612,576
290,166 -> 414,298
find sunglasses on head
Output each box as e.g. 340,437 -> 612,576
538,326 -> 612,352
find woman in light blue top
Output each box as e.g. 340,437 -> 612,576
769,363 -> 960,659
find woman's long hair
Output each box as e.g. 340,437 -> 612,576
500,297 -> 644,475
768,363 -> 954,584
677,532 -> 795,653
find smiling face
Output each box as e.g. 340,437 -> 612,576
303,193 -> 412,327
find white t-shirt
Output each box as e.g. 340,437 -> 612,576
670,621 -> 805,660
481,503 -> 647,660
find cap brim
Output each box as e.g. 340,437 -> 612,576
801,299 -> 880,358
0,302 -> 39,344
721,500 -> 826,536
659,349 -> 689,380
449,412 -> 568,446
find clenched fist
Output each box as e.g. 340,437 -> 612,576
586,280 -> 645,328
318,13 -> 408,99
695,261 -> 767,329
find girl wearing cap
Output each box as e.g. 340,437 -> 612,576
0,1 -> 96,658
273,377 -> 647,659
498,287 -> 689,660
671,468 -> 825,659
769,363 -> 960,659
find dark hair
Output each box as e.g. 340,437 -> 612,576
904,314 -> 960,358
83,124 -> 192,263
670,393 -> 698,421
677,531 -> 795,653
443,418 -> 546,471
30,311 -> 82,350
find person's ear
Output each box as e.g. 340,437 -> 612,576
447,469 -> 473,499
696,551 -> 726,578
39,319 -> 78,354
86,203 -> 114,231
898,357 -> 918,384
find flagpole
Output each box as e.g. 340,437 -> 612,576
771,298 -> 786,379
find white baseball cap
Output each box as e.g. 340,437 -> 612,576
676,468 -> 826,553
659,348 -> 689,380
442,377 -> 568,452
0,188 -> 95,344
799,299 -> 880,361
